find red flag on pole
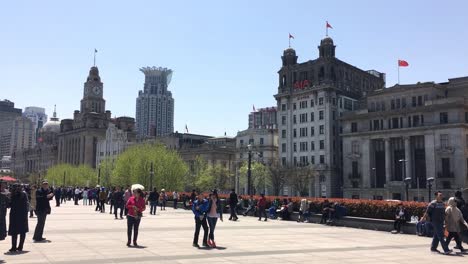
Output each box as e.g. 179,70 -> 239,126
326,21 -> 333,29
289,33 -> 294,39
398,60 -> 409,67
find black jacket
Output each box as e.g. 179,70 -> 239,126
148,191 -> 160,202
8,191 -> 29,235
229,192 -> 238,206
36,188 -> 52,214
113,191 -> 124,205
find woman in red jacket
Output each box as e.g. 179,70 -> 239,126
126,188 -> 146,247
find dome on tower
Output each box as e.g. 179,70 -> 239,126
282,47 -> 298,66
320,36 -> 334,45
40,105 -> 60,133
87,66 -> 101,82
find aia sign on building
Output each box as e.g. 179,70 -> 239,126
293,80 -> 310,90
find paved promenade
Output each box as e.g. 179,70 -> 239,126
0,202 -> 465,263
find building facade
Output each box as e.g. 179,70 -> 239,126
342,77 -> 468,201
23,106 -> 47,145
249,107 -> 277,129
274,36 -> 385,197
12,107 -> 60,179
57,66 -> 133,168
236,128 -> 278,166
10,116 -> 35,155
0,100 -> 22,158
136,67 -> 174,138
96,118 -> 136,167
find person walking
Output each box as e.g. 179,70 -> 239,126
206,191 -> 223,248
172,191 -> 179,209
160,189 -> 167,211
126,188 -> 146,247
257,193 -> 267,222
123,186 -> 131,215
228,189 -> 238,221
148,187 -> 160,215
99,188 -> 107,213
8,184 -> 29,252
108,187 -> 115,215
192,193 -> 208,248
445,197 -> 468,252
33,180 -> 53,242
29,185 -> 37,218
113,186 -> 124,219
60,187 -> 67,204
95,186 -> 101,211
82,188 -> 89,205
422,191 -> 452,254
54,186 -> 62,207
0,182 -> 8,246
74,187 -> 80,205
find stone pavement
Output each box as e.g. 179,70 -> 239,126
0,202 -> 466,264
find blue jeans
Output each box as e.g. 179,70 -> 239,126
431,223 -> 449,252
207,217 -> 218,241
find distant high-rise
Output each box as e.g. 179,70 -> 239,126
0,100 -> 22,158
136,67 -> 174,138
23,106 -> 48,145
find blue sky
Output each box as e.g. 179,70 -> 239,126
1,1 -> 467,136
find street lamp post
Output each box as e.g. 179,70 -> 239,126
404,177 -> 412,201
97,163 -> 101,185
427,177 -> 435,201
150,161 -> 154,191
247,144 -> 252,195
63,171 -> 66,186
371,167 -> 376,188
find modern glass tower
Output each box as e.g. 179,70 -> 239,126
136,67 -> 174,138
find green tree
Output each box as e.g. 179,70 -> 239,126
239,161 -> 272,195
44,163 -> 97,187
112,143 -> 188,191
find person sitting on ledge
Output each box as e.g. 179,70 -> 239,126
320,200 -> 331,224
326,202 -> 337,225
243,195 -> 256,216
391,203 -> 408,234
278,199 -> 289,220
416,213 -> 433,237
297,199 -> 308,223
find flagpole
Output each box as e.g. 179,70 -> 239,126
397,62 -> 400,85
326,21 -> 328,36
289,36 -> 291,48
93,50 -> 96,66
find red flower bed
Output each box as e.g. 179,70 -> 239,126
171,192 -> 428,220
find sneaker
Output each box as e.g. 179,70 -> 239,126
430,248 -> 440,253
126,241 -> 131,247
264,219 -> 267,222
443,250 -> 452,255
211,240 -> 217,248
207,240 -> 213,247
201,242 -> 208,247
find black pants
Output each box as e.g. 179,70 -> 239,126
95,200 -> 101,211
447,232 -> 464,249
258,206 -> 267,220
229,205 -> 238,220
161,200 -> 166,210
193,216 -> 208,245
74,196 -> 79,205
110,202 -> 114,214
11,233 -> 26,250
55,197 -> 61,207
114,204 -> 124,218
207,217 -> 218,240
394,219 -> 406,232
127,216 -> 141,243
61,196 -> 66,203
173,200 -> 177,209
33,211 -> 47,240
150,202 -> 157,215
100,200 -> 106,212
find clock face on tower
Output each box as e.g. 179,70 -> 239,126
92,86 -> 100,96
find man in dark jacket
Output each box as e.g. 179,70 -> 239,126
423,191 -> 451,254
228,189 -> 238,221
113,186 -> 124,219
54,187 -> 61,207
33,180 -> 54,242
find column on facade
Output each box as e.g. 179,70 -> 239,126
361,139 -> 371,188
384,138 -> 391,183
424,133 -> 436,182
404,137 -> 412,180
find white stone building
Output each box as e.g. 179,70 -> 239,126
96,122 -> 134,167
341,77 -> 468,201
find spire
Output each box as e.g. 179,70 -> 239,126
50,104 -> 59,121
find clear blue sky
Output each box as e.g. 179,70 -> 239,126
1,1 -> 467,136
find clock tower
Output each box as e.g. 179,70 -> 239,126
80,66 -> 105,114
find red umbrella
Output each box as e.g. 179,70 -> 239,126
0,176 -> 17,182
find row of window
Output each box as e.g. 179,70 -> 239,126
282,125 -> 329,138
238,138 -> 265,146
369,95 -> 430,112
351,112 -> 460,133
281,97 -> 354,112
283,140 -> 326,152
281,155 -> 326,166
